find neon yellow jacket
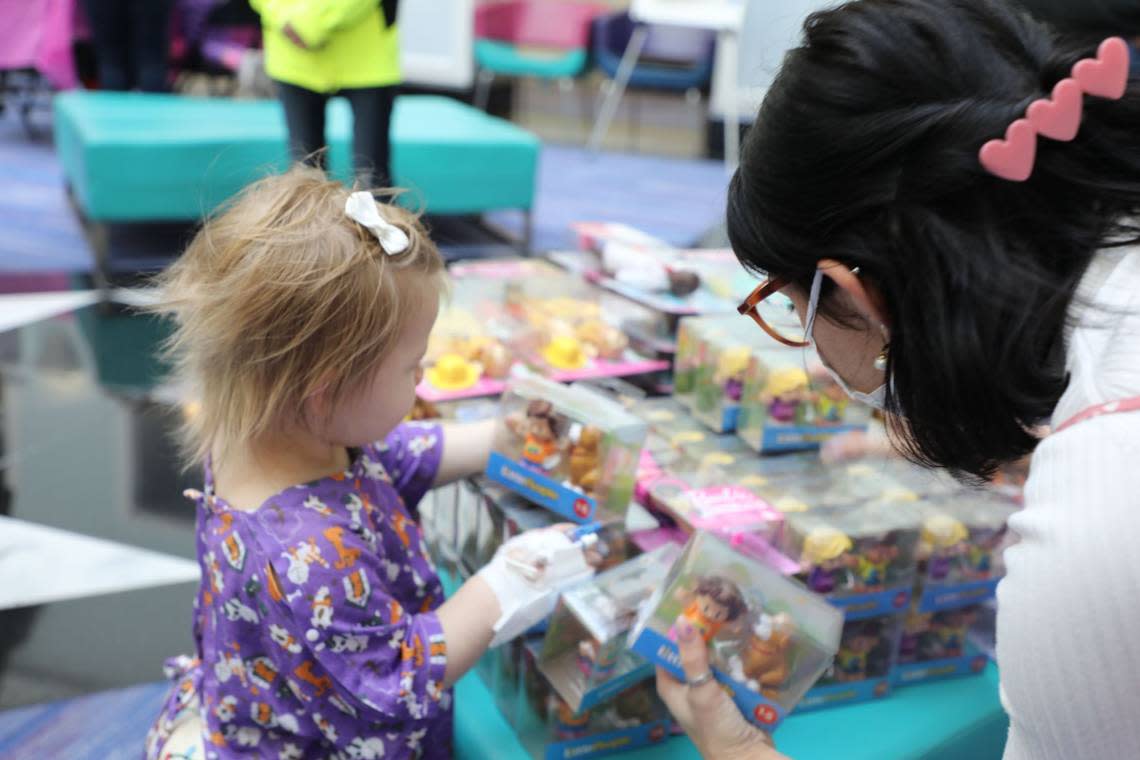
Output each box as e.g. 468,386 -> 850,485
250,0 -> 400,93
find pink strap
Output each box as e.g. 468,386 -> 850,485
1055,395 -> 1140,433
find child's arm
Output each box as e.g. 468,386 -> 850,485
434,419 -> 497,487
435,575 -> 500,686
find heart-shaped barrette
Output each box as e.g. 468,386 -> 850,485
979,36 -> 1131,182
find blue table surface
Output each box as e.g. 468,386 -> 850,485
442,570 -> 1008,760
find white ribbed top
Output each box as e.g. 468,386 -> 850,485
998,246 -> 1140,759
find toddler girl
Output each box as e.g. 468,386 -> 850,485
144,167 -> 579,759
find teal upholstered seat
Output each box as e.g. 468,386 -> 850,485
53,92 -> 540,221
474,39 -> 589,79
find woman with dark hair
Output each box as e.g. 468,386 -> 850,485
656,1 -> 1140,757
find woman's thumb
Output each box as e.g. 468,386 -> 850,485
675,621 -> 723,712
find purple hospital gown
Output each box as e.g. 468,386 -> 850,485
145,423 -> 450,759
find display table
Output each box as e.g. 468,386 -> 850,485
454,659 -> 1007,760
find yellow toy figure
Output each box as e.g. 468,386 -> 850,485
714,347 -> 752,403
928,608 -> 977,659
811,367 -> 850,424
963,527 -> 1007,579
919,514 -> 969,582
576,320 -> 628,361
669,575 -> 748,643
761,367 -> 813,424
568,427 -> 603,494
802,526 -> 855,594
832,621 -> 881,682
506,400 -> 567,473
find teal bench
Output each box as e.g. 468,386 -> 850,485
52,92 -> 541,292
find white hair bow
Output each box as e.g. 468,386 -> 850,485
344,191 -> 410,255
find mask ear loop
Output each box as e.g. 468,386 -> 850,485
802,269 -> 825,346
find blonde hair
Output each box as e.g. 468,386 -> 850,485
148,165 -> 445,465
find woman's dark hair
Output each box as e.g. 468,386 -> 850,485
727,0 -> 1140,478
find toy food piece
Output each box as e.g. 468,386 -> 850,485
425,353 -> 482,391
628,531 -> 843,730
487,375 -> 648,523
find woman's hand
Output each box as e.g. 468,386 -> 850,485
656,620 -> 789,760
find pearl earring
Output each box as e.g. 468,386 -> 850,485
873,347 -> 889,372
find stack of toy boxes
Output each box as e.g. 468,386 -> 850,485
485,375 -> 648,525
777,491 -> 922,710
895,490 -> 1017,686
628,531 -> 844,730
736,343 -> 871,454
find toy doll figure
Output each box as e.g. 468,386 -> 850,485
669,574 -> 748,643
927,608 -> 977,659
963,527 -> 1007,579
609,682 -> 656,729
576,320 -> 628,361
568,426 -> 602,494
553,696 -> 592,740
761,367 -> 813,424
852,537 -> 900,591
920,514 -> 969,582
811,369 -> 850,424
801,526 -> 855,594
727,611 -> 794,697
577,636 -> 621,681
833,621 -> 882,682
507,400 -> 567,473
898,608 -> 932,664
715,348 -> 752,403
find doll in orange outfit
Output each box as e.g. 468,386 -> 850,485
507,400 -> 567,473
668,575 -> 747,643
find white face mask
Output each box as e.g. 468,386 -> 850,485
803,269 -> 888,410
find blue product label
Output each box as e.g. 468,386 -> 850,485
918,578 -> 1000,613
544,719 -> 674,760
760,423 -> 867,454
630,628 -> 787,730
798,677 -> 892,712
893,644 -> 989,686
827,585 -> 912,620
577,661 -> 656,713
486,452 -> 597,523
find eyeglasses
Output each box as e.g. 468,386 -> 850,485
736,276 -> 810,348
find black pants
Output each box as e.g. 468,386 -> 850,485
82,0 -> 174,92
276,81 -> 396,189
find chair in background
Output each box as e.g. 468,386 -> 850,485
587,11 -> 715,151
473,0 -> 607,124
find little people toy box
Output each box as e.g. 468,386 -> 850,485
628,531 -> 843,730
486,375 -> 648,523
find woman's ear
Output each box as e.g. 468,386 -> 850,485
818,258 -> 890,329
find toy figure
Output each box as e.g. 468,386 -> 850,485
832,621 -> 882,683
507,400 -> 568,473
963,527 -> 1007,579
553,696 -> 592,740
577,635 -> 622,681
669,574 -> 748,643
898,609 -> 932,664
851,536 -> 900,591
801,526 -> 855,594
667,268 -> 701,297
714,348 -> 752,403
727,611 -> 794,697
407,396 -> 440,421
812,370 -> 850,424
473,337 -> 512,379
761,368 -> 813,424
609,682 -> 656,729
919,514 -> 969,581
576,320 -> 628,361
926,608 -> 977,660
568,427 -> 603,494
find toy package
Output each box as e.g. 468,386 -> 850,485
779,497 -> 922,617
486,375 -> 647,523
646,470 -> 783,543
915,491 -> 1018,612
517,640 -> 673,760
673,317 -> 725,405
628,531 -> 843,729
747,462 -> 914,516
690,319 -> 761,433
894,603 -> 990,685
736,345 -> 871,454
800,615 -> 902,710
539,545 -> 682,714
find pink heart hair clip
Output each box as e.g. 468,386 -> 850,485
979,37 -> 1131,182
